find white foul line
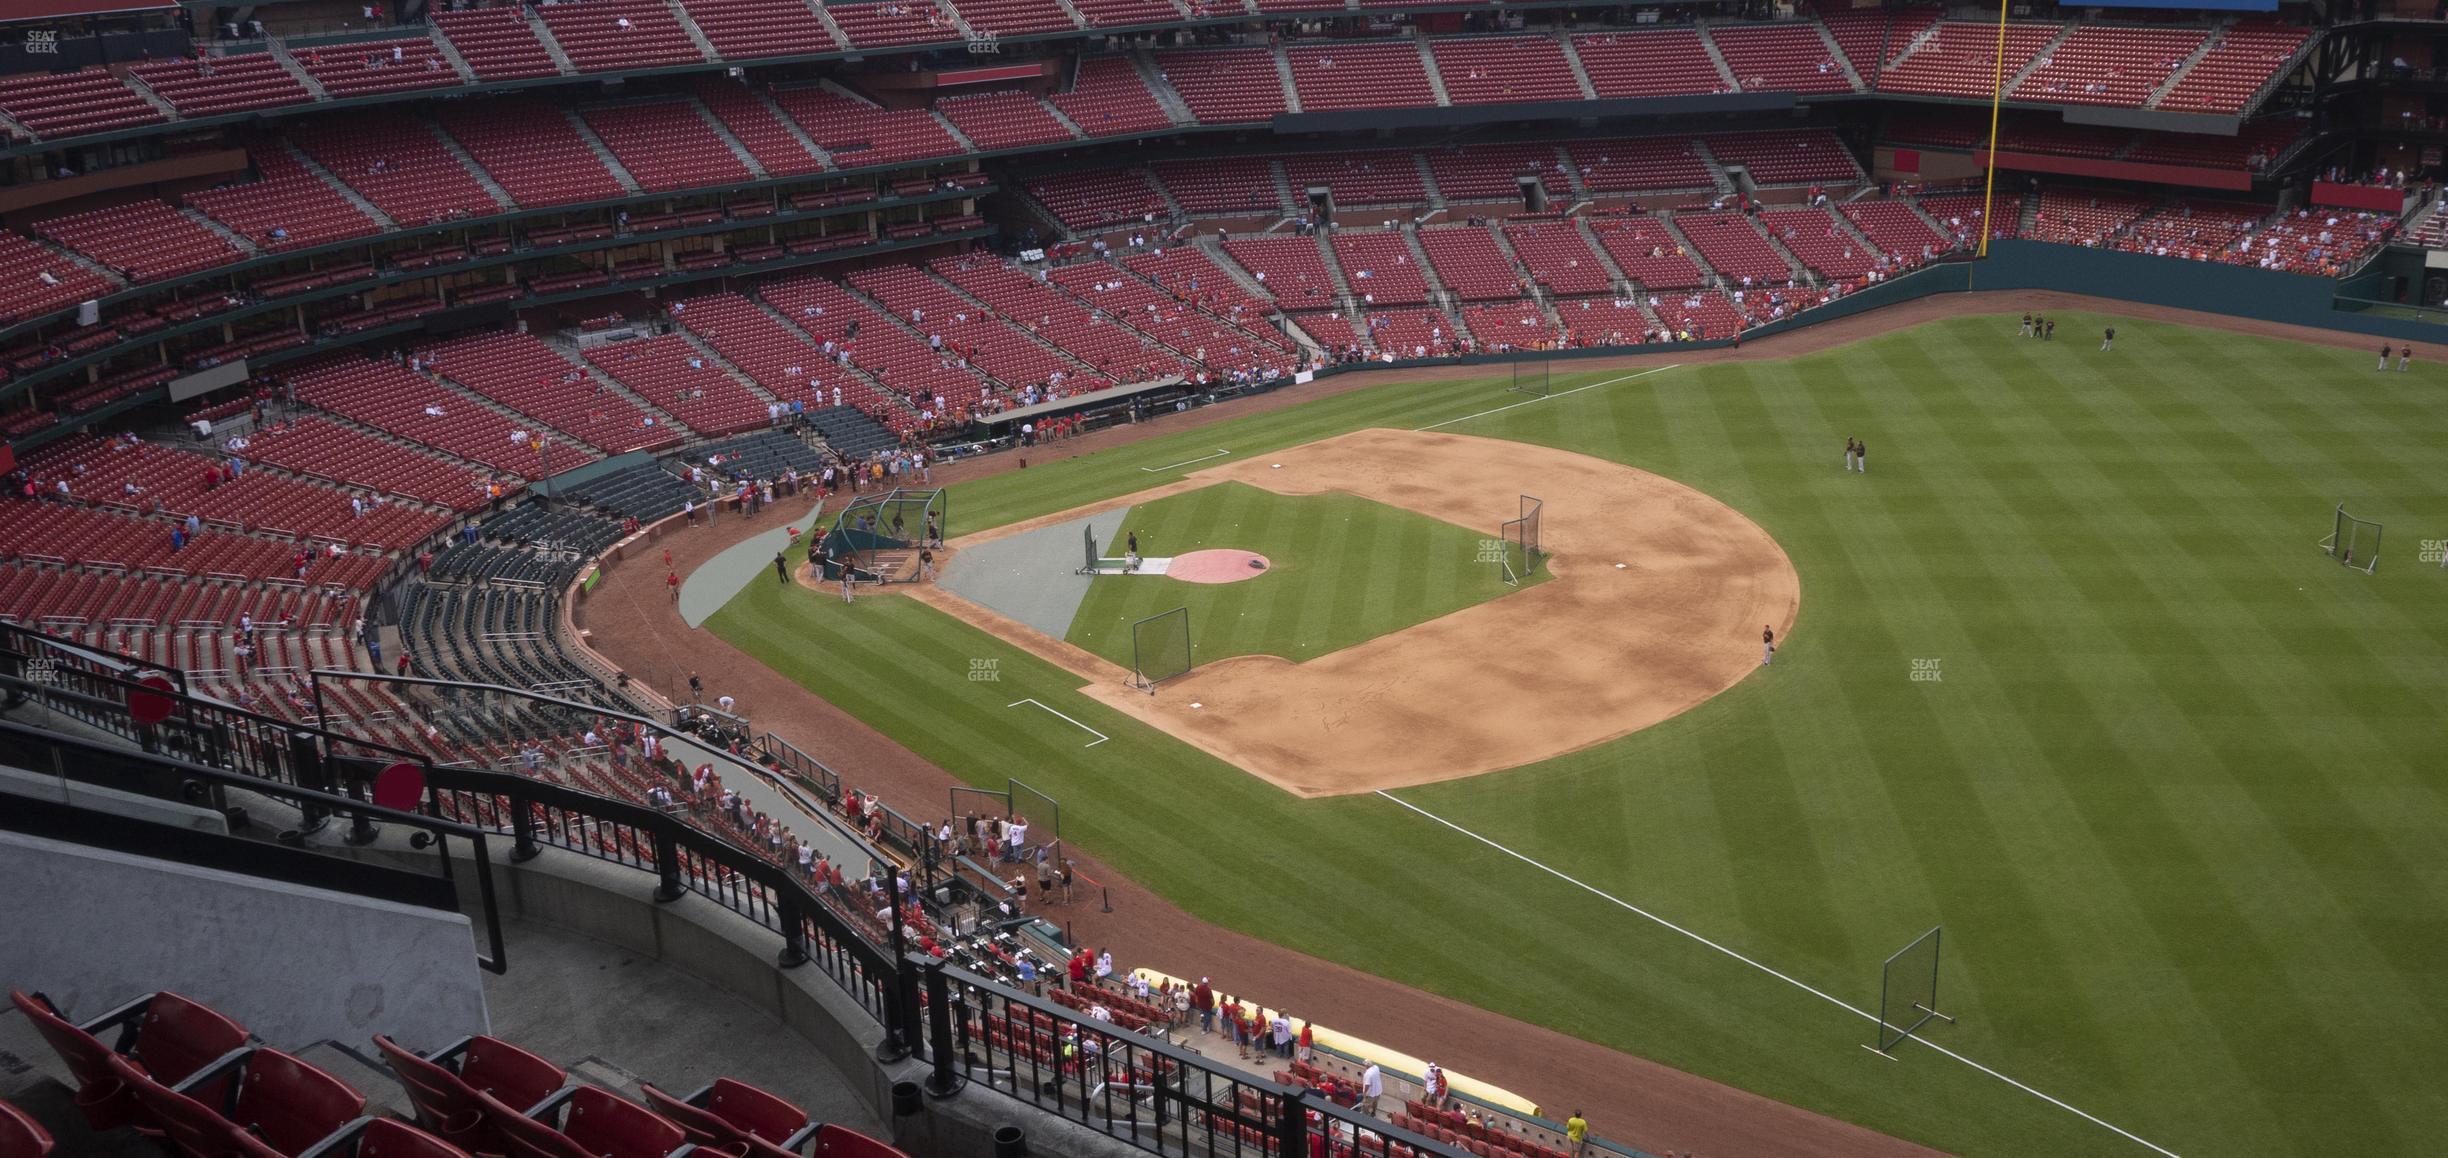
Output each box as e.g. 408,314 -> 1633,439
1007,698 -> 1108,747
1374,790 -> 2181,1158
1142,448 -> 1233,472
1415,364 -> 1683,432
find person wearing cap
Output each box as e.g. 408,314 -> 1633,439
1423,1061 -> 1449,1109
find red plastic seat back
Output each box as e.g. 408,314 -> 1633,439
229,1049 -> 365,1155
457,1037 -> 566,1113
635,1083 -> 737,1148
8,991 -> 132,1130
357,1119 -> 476,1158
473,1089 -> 591,1158
372,1036 -> 488,1148
0,1098 -> 54,1158
107,1052 -> 279,1158
814,1124 -> 907,1158
132,993 -> 251,1090
559,1087 -> 684,1158
701,1078 -> 806,1145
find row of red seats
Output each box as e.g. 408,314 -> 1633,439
10,987 -> 885,1158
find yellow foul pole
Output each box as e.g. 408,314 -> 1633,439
1975,0 -> 2011,261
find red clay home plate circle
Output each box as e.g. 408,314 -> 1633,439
1169,550 -> 1271,584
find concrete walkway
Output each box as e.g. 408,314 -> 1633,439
937,506 -> 1132,640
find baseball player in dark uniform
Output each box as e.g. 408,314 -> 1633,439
1762,625 -> 1776,666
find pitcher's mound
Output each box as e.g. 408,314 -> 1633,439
1170,549 -> 1271,584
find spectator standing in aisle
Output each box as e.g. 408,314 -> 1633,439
1565,1111 -> 1590,1157
1423,1061 -> 1449,1109
1269,1011 -> 1292,1058
1093,948 -> 1114,988
1192,978 -> 1215,1033
1359,1061 -> 1383,1115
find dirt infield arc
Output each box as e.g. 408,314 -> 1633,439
917,428 -> 1802,797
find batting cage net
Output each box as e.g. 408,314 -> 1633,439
2319,503 -> 2381,574
1873,926 -> 1952,1054
1078,523 -> 1100,574
820,488 -> 946,583
1499,494 -> 1544,586
1131,607 -> 1193,692
1509,355 -> 1552,398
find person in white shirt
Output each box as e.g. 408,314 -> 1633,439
1093,950 -> 1114,987
1359,1062 -> 1383,1114
716,693 -> 736,714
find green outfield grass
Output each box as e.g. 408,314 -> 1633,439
1064,482 -> 1537,668
709,312 -> 2448,1157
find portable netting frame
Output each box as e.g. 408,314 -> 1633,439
1130,607 -> 1193,692
2318,503 -> 2381,574
1077,523 -> 1099,575
1866,926 -> 1954,1057
1508,354 -> 1552,397
820,487 -> 945,583
1498,494 -> 1544,587
947,778 -> 1062,853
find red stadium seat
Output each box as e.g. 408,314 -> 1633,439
812,1124 -> 908,1158
375,1034 -> 568,1154
115,1046 -> 365,1157
295,1117 -> 475,1158
639,1078 -> 813,1156
0,1099 -> 53,1158
9,990 -> 249,1131
481,1086 -> 685,1158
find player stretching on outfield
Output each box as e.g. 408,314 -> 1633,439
2101,326 -> 2115,352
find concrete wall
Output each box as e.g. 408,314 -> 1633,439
1972,241 -> 2448,342
0,831 -> 488,1055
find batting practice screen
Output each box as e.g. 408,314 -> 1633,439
1509,355 -> 1552,397
1130,607 -> 1193,691
1499,494 -> 1544,586
1875,926 -> 1947,1053
2319,503 -> 2381,574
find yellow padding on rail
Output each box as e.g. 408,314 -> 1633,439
1129,968 -> 1540,1117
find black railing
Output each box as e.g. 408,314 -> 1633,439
0,712 -> 508,975
9,632 -> 1489,1158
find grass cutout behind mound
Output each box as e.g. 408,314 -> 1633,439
1063,481 -> 1545,669
710,313 -> 2448,1158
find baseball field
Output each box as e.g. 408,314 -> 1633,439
704,311 -> 2448,1157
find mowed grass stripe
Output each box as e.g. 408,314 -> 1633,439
1882,329 -> 2306,1134
715,315 -> 2448,1157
